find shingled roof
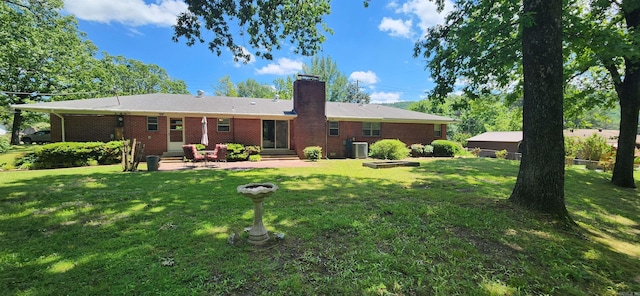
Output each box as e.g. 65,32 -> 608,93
13,93 -> 454,124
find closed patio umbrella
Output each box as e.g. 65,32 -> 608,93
201,116 -> 209,147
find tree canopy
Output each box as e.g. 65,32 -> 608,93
173,0 -> 333,61
414,0 -> 640,187
1,0 -> 189,144
302,55 -> 348,102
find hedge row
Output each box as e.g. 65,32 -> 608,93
15,141 -> 123,169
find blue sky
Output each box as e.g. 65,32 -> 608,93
62,0 -> 453,104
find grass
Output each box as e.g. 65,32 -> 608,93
0,145 -> 38,169
0,158 -> 638,295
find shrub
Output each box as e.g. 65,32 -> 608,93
423,145 -> 434,156
471,147 -> 481,157
369,139 -> 410,160
410,144 -> 434,157
303,146 -> 322,161
410,144 -> 424,157
577,133 -> 612,160
194,144 -> 206,151
495,149 -> 508,159
564,136 -> 580,157
245,145 -> 262,155
224,143 -> 262,161
15,141 -> 123,169
225,143 -> 249,161
0,136 -> 10,153
431,140 -> 463,157
452,132 -> 472,147
249,154 -> 261,162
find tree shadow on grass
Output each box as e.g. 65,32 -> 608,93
0,161 -> 638,295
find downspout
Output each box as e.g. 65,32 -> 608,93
325,115 -> 329,159
52,112 -> 65,142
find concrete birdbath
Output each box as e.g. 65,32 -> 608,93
237,183 -> 278,245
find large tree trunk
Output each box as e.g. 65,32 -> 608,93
509,0 -> 570,221
9,94 -> 29,145
612,64 -> 640,188
611,6 -> 640,188
10,109 -> 24,145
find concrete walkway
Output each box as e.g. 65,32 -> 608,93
154,159 -> 316,171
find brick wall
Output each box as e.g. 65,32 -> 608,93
292,78 -> 326,157
51,114 -> 118,142
124,115 -> 167,157
325,121 -> 446,158
232,118 -> 262,146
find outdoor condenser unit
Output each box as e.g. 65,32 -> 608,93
352,142 -> 368,159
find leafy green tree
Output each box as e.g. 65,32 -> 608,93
568,1 -> 640,188
173,0 -> 332,61
345,82 -> 371,104
415,0 -> 569,219
214,75 -> 238,97
509,0 -> 569,220
273,76 -> 294,100
95,53 -> 188,96
237,79 -> 275,98
0,0 -> 97,144
302,55 -> 349,102
415,0 -> 640,188
409,94 -> 522,138
1,0 -> 189,144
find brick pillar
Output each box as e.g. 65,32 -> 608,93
293,77 -> 326,158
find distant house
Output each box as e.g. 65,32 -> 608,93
12,76 -> 455,159
467,131 -> 523,155
467,129 -> 640,158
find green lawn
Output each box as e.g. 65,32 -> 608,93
0,158 -> 638,295
0,145 -> 38,170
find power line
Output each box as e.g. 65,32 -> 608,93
0,90 -> 101,96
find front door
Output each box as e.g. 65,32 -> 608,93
262,120 -> 289,149
168,117 -> 184,152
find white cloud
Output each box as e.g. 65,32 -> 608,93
63,0 -> 188,27
379,0 -> 452,38
256,58 -> 304,75
396,0 -> 451,36
378,17 -> 413,39
386,1 -> 400,9
349,71 -> 379,85
370,92 -> 402,104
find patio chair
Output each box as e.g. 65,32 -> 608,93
209,143 -> 228,165
182,144 -> 205,167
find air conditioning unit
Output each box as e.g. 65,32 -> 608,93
352,142 -> 368,159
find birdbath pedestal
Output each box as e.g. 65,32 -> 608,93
237,183 -> 278,245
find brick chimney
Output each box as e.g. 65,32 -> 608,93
293,75 -> 326,158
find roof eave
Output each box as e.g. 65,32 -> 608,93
327,116 -> 456,124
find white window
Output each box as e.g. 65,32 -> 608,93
434,124 -> 442,138
328,121 -> 339,136
147,117 -> 158,131
363,122 -> 381,137
217,118 -> 230,132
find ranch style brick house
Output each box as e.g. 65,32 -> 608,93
13,76 -> 455,159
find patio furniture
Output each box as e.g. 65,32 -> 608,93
209,144 -> 228,165
182,144 -> 205,167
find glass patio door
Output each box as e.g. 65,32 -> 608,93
262,120 -> 289,149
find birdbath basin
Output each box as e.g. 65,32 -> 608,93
237,183 -> 278,245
